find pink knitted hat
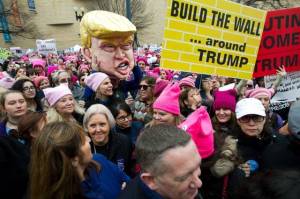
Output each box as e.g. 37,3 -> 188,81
245,87 -> 275,99
79,64 -> 90,73
179,76 -> 195,88
136,57 -> 147,64
154,78 -> 169,98
0,77 -> 15,89
33,76 -> 49,88
213,89 -> 237,112
178,106 -> 214,159
85,72 -> 109,92
32,59 -> 46,68
153,82 -> 180,115
47,65 -> 58,76
43,84 -> 72,107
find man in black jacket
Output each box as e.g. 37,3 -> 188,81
118,124 -> 203,199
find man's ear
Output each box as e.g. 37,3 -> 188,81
82,48 -> 92,63
140,172 -> 159,191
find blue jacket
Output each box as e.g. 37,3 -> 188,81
81,154 -> 130,199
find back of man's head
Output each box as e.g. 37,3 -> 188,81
136,124 -> 191,176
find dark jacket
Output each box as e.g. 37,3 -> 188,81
115,121 -> 144,145
0,135 -> 30,199
117,176 -> 163,199
90,132 -> 133,175
0,121 -> 7,137
81,154 -> 130,199
261,135 -> 300,170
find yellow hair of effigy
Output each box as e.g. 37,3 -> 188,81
80,10 -> 136,48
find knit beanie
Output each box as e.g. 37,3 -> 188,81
178,106 -> 214,159
79,64 -> 90,73
245,87 -> 275,99
32,59 -> 46,68
179,76 -> 195,88
43,84 -> 72,107
153,82 -> 180,115
154,78 -> 169,98
33,76 -> 48,88
0,77 -> 15,89
85,72 -> 108,92
213,89 -> 237,112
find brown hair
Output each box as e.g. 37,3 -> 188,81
29,122 -> 99,199
16,111 -> 47,144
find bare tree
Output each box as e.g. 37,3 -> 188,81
233,0 -> 288,9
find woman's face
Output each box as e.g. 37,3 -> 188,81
237,115 -> 266,137
98,78 -> 113,97
256,95 -> 270,111
202,79 -> 212,91
185,89 -> 201,108
39,79 -> 50,90
138,61 -> 146,70
4,93 -> 27,118
215,108 -> 232,123
139,80 -> 153,102
55,94 -> 74,115
80,136 -> 93,166
160,71 -> 167,79
22,81 -> 36,99
17,68 -> 26,77
153,109 -> 176,125
116,109 -> 132,129
87,114 -> 110,146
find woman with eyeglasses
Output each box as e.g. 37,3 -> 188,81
110,101 -> 143,145
226,98 -> 284,198
10,79 -> 43,112
83,104 -> 132,175
132,76 -> 155,124
84,72 -> 115,109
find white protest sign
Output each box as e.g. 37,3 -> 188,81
36,39 -> 57,55
265,71 -> 300,102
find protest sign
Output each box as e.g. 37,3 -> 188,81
0,48 -> 12,60
254,7 -> 300,78
265,71 -> 300,102
160,0 -> 266,79
36,39 -> 57,55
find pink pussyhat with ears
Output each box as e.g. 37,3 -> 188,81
245,87 -> 275,99
153,82 -> 180,115
43,84 -> 72,107
178,106 -> 214,159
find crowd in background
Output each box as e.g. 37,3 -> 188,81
0,46 -> 299,199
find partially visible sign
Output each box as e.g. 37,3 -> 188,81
254,7 -> 300,78
265,71 -> 300,102
0,48 -> 12,60
161,0 -> 266,80
36,39 -> 57,55
27,0 -> 36,10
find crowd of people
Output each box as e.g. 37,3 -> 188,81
0,10 -> 300,199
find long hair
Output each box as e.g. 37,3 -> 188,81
29,122 -> 99,199
10,78 -> 43,111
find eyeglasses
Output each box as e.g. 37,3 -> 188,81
116,114 -> 132,122
23,86 -> 35,91
59,78 -> 71,83
100,43 -> 132,53
139,85 -> 152,90
239,115 -> 265,123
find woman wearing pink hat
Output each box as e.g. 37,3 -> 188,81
43,84 -> 85,124
147,82 -> 183,127
84,72 -> 114,109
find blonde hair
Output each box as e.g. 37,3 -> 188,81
46,100 -> 85,124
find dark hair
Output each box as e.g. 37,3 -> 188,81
10,79 -> 43,112
234,170 -> 300,199
136,124 -> 191,176
109,100 -> 132,119
30,122 -> 100,199
26,68 -> 39,77
141,76 -> 156,86
17,111 -> 47,144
